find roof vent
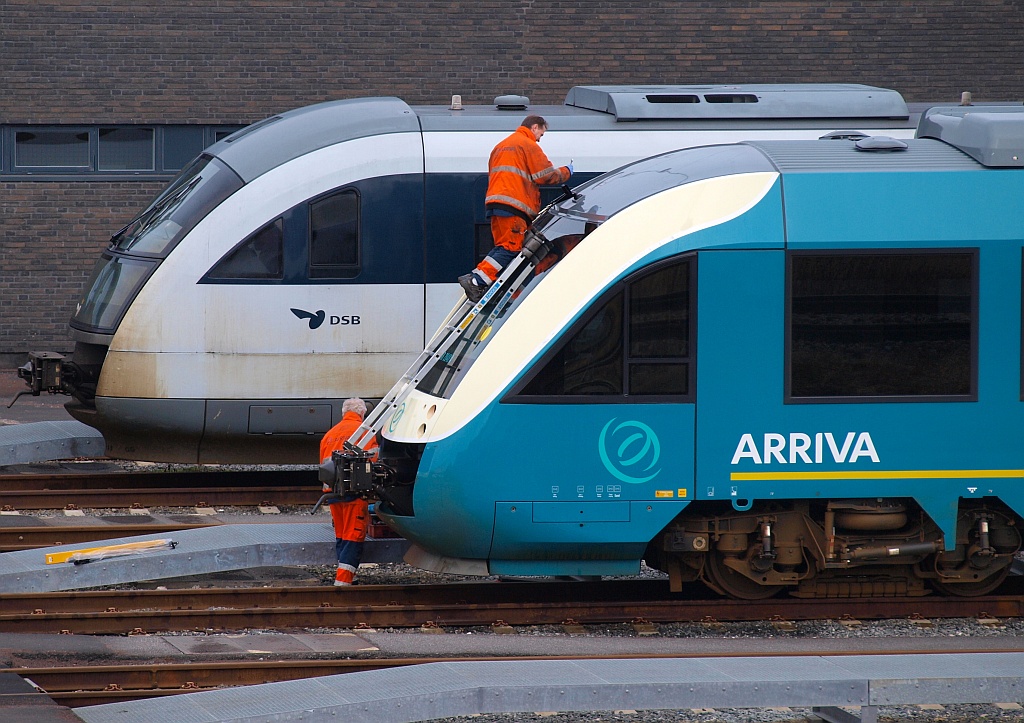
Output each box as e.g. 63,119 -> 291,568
819,130 -> 870,141
917,106 -> 1024,167
645,94 -> 700,104
564,84 -> 909,122
854,136 -> 908,152
494,95 -> 529,111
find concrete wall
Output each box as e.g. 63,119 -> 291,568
2,0 -> 1023,354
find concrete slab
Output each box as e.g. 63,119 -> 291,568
0,421 -> 105,466
71,652 -> 1024,723
0,673 -> 84,723
0,523 -> 409,592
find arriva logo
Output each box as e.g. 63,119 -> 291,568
731,432 -> 879,465
598,419 -> 662,484
388,402 -> 406,434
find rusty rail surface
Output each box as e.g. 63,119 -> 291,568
3,579 -> 1024,635
0,470 -> 316,491
0,470 -> 317,510
0,522 -> 220,552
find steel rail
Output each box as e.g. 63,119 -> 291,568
0,522 -> 219,552
3,579 -> 1023,635
0,485 -> 317,510
0,470 -> 316,491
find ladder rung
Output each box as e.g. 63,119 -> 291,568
346,246 -> 542,450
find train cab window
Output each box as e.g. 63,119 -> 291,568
205,219 -> 284,280
514,256 -> 694,401
787,250 -> 976,401
309,189 -> 359,279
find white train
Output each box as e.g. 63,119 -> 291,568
25,84 -> 925,463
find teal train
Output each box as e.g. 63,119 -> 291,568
372,105 -> 1024,599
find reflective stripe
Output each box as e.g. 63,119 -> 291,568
485,193 -> 535,216
337,563 -> 357,573
492,165 -> 532,180
531,166 -> 561,182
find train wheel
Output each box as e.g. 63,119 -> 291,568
930,566 -> 1009,597
704,551 -> 785,600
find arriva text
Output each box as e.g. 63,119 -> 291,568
731,432 -> 879,465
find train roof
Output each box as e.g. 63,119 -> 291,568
747,137 -> 986,172
205,84 -> 924,183
750,106 -> 1024,171
553,108 -> 1024,229
206,96 -> 420,183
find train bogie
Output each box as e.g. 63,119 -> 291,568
367,105 -> 1024,598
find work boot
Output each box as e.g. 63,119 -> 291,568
458,273 -> 488,303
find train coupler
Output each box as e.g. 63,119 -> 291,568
312,448 -> 396,513
8,351 -> 68,408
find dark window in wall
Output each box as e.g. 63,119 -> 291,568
309,189 -> 360,279
99,127 -> 155,171
205,219 -> 284,280
787,250 -> 976,401
515,255 -> 694,401
14,128 -> 90,168
164,127 -> 207,171
2,125 -> 244,175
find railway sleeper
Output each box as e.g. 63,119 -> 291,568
652,498 -> 1021,599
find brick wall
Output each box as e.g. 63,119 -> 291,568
2,0 -> 1023,353
0,182 -> 165,354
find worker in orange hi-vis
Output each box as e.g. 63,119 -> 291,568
458,114 -> 572,302
319,397 -> 378,586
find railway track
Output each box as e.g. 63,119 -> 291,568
4,578 -> 1024,635
0,469 -> 318,510
0,522 -> 219,552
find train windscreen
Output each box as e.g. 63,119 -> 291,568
109,155 -> 243,258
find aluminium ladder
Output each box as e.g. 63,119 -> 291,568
345,234 -> 551,451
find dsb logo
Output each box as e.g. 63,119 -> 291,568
331,315 -> 361,325
291,308 -> 362,330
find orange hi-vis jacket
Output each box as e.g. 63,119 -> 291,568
320,411 -> 378,544
485,126 -> 571,221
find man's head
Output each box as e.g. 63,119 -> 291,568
342,397 -> 367,418
521,115 -> 548,141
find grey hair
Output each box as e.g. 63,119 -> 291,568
342,397 -> 367,417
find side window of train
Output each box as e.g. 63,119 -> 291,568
787,250 -> 977,401
512,256 -> 694,402
309,188 -> 359,279
205,218 -> 284,281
